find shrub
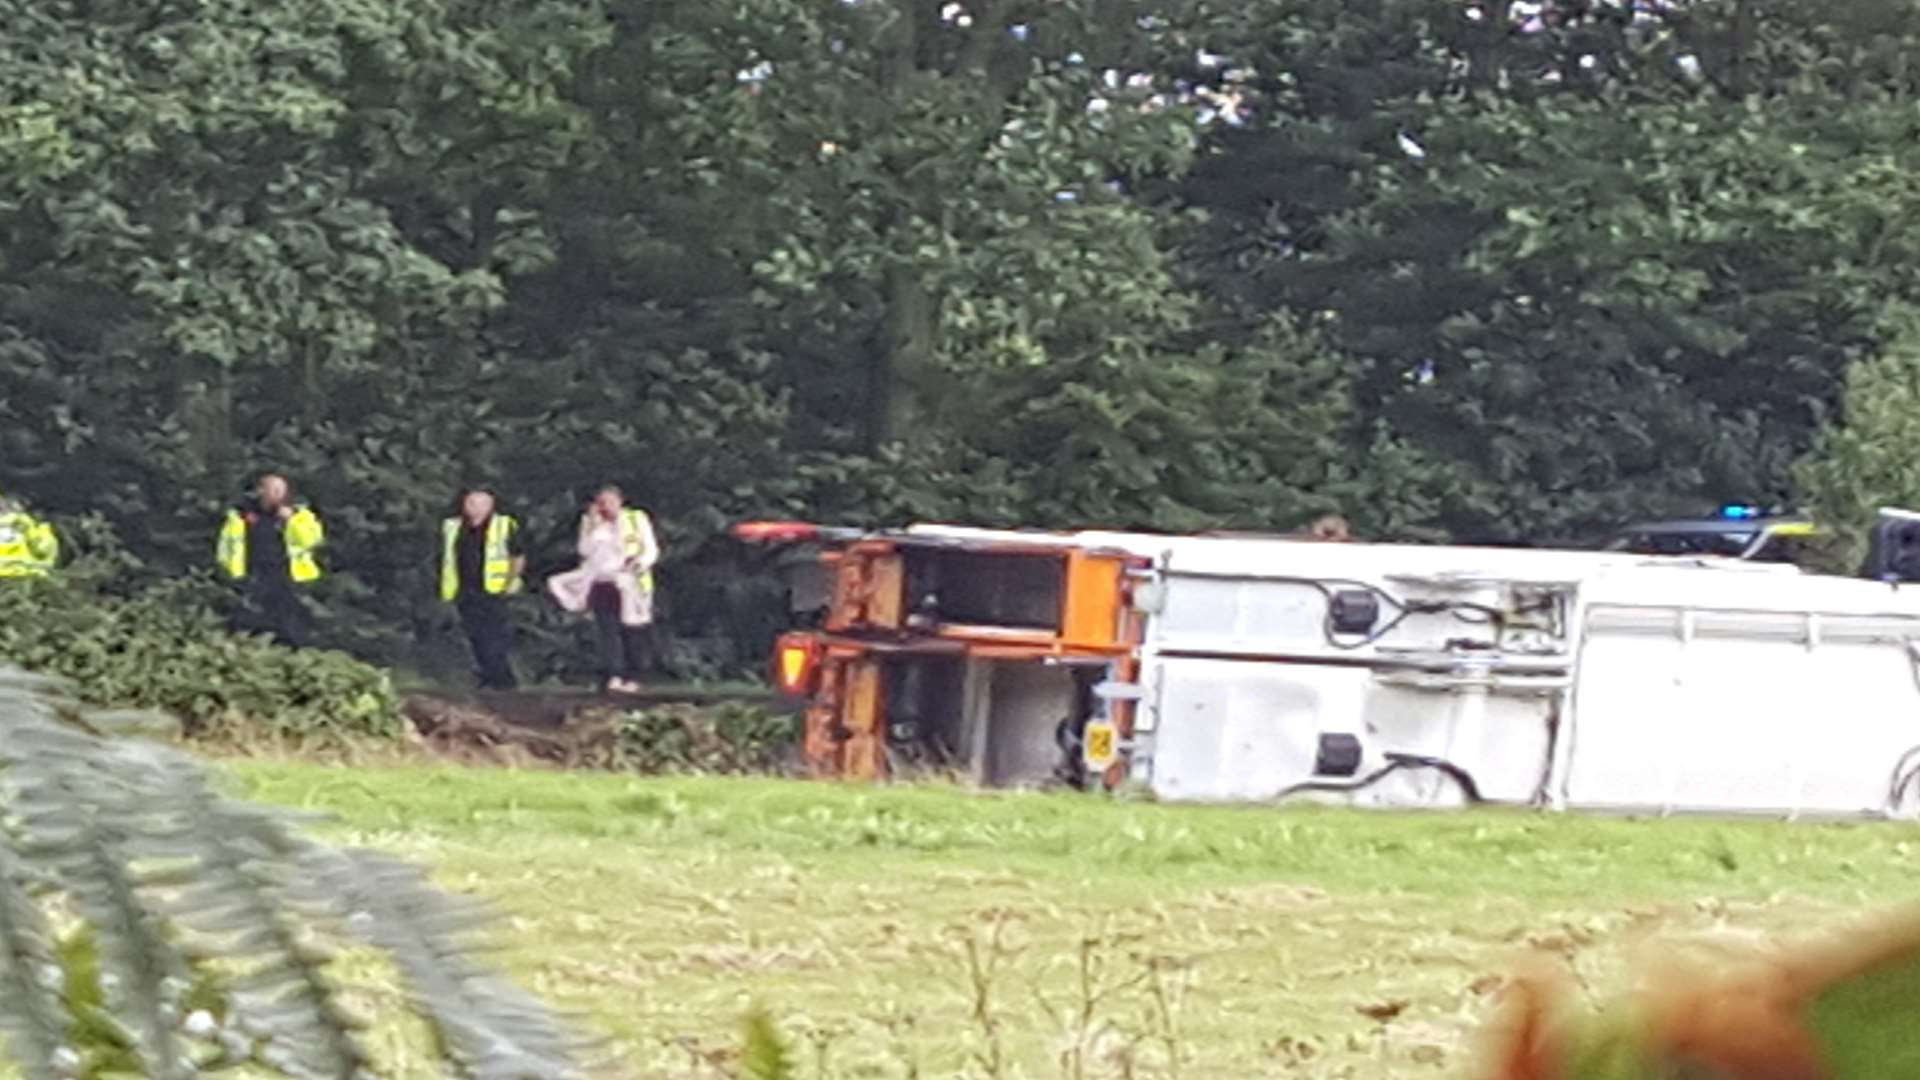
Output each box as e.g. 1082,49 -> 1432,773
0,523 -> 402,744
607,702 -> 799,774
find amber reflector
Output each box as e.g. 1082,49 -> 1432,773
776,643 -> 814,693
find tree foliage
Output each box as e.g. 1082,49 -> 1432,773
1330,89 -> 1920,539
3,0 -> 1920,678
1178,0 -> 1920,542
1794,316 -> 1920,573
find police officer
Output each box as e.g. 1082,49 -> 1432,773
440,488 -> 525,690
0,494 -> 59,579
216,473 -> 324,647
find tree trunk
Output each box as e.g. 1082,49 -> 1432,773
1467,1 -> 1516,94
870,263 -> 936,449
863,1 -> 942,450
1728,0 -> 1750,97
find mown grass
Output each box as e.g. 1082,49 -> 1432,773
229,762 -> 1920,1078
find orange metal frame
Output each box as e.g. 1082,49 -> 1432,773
787,538 -> 1145,785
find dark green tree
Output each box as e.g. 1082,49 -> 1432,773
1175,0 -> 1920,542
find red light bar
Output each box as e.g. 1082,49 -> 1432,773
734,521 -> 870,544
733,521 -> 821,543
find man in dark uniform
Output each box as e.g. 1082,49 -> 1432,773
440,488 -> 525,690
217,474 -> 325,647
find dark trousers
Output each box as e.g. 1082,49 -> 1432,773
237,581 -> 309,648
457,594 -> 518,690
589,583 -> 654,682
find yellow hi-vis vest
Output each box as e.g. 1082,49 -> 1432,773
440,514 -> 521,601
0,511 -> 58,578
579,508 -> 658,592
217,506 -> 324,583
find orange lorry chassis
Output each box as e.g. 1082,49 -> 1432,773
738,522 -> 1146,788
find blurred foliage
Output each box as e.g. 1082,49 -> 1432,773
0,666 -> 590,1077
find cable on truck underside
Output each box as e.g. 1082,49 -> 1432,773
1273,752 -> 1484,805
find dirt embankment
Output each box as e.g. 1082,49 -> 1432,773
400,687 -> 788,771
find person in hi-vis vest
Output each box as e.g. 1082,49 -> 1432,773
546,484 -> 659,694
0,494 -> 59,579
216,473 -> 324,647
440,488 -> 526,690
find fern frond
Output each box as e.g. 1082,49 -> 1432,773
0,681 -> 197,1080
147,752 -> 374,1080
297,847 -> 595,1080
0,669 -> 364,1078
0,842 -> 73,1080
0,665 -> 593,1079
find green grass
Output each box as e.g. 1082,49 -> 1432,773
227,761 -> 1920,1078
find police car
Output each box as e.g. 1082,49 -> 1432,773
1602,504 -> 1823,563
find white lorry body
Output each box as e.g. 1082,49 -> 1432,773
903,525 -> 1920,818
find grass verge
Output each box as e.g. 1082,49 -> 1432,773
230,762 -> 1920,1078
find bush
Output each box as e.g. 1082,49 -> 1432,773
607,702 -> 799,774
0,523 -> 402,744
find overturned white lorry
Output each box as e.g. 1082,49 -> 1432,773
739,518 -> 1920,818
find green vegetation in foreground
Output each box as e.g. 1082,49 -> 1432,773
232,762 -> 1920,1078
0,544 -> 402,745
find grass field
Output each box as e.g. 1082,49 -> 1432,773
229,760 -> 1920,1078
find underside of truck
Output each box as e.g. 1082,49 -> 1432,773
741,522 -> 1143,789
738,518 -> 1920,820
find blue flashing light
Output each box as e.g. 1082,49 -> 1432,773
1718,504 -> 1761,520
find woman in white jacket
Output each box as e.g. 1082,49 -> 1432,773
546,485 -> 660,693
